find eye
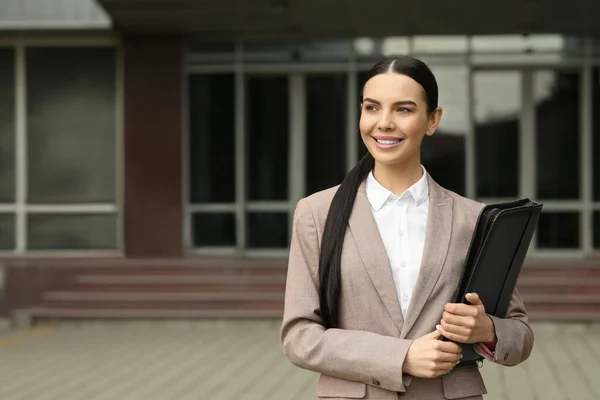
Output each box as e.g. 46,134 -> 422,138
365,104 -> 378,112
397,107 -> 411,113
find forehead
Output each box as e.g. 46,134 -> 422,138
362,73 -> 424,101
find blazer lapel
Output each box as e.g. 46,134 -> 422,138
348,182 -> 404,333
400,175 -> 453,338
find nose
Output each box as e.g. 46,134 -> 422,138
377,113 -> 395,131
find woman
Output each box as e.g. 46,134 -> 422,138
280,56 -> 533,400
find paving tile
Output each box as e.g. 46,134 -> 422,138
0,320 -> 597,400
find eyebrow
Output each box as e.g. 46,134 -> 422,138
363,98 -> 418,107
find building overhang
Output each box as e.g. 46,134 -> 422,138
98,0 -> 600,39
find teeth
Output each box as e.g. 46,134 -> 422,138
376,139 -> 401,145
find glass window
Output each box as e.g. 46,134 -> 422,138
356,71 -> 369,161
247,76 -> 289,201
189,74 -> 235,203
412,36 -> 468,54
0,214 -> 15,250
474,71 -> 520,198
537,212 -> 579,249
593,67 -> 600,201
421,66 -> 467,195
247,213 -> 288,249
192,213 -> 236,247
471,35 -> 565,53
594,211 -> 600,250
0,49 -> 15,203
535,70 -> 580,200
244,40 -> 352,63
354,37 -> 411,61
28,214 -> 117,250
306,74 -> 347,195
26,47 -> 117,204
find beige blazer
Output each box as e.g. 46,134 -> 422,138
280,174 -> 534,400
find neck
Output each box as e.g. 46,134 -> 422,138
372,158 -> 424,197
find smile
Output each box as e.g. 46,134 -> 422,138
373,137 -> 403,149
376,139 -> 401,145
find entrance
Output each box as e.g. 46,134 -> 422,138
472,67 -> 586,254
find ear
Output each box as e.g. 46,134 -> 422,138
426,107 -> 443,136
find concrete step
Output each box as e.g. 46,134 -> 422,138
15,307 -> 284,320
522,293 -> 600,304
527,311 -> 600,321
36,300 -> 283,310
517,285 -> 600,295
517,276 -> 600,285
74,274 -> 287,285
64,283 -> 286,293
43,291 -> 285,302
520,266 -> 600,278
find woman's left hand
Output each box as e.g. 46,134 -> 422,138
437,293 -> 497,348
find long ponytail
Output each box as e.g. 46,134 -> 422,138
317,55 -> 438,329
318,153 -> 374,328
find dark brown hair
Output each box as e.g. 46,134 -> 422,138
318,55 -> 439,329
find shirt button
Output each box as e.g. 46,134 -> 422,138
398,229 -> 404,236
402,295 -> 408,302
401,261 -> 406,268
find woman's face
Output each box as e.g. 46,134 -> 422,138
359,73 -> 441,167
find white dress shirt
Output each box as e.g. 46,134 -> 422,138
365,166 -> 429,317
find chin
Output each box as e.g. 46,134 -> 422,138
370,151 -> 407,166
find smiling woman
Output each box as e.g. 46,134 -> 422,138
281,55 -> 534,400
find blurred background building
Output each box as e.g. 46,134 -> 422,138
0,0 -> 599,323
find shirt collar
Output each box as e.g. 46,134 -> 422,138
365,165 -> 429,212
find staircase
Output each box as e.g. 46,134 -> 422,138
7,259 -> 287,323
5,258 -> 600,323
517,260 -> 600,321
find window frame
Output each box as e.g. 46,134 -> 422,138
185,36 -> 600,259
0,37 -> 123,256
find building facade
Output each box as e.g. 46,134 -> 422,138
1,0 -> 599,320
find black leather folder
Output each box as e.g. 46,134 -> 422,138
445,198 -> 543,365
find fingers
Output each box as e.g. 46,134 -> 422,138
440,320 -> 470,336
465,292 -> 482,305
434,338 -> 462,354
437,324 -> 469,344
441,311 -> 473,327
432,361 -> 459,377
425,329 -> 442,340
444,303 -> 478,316
436,350 -> 462,363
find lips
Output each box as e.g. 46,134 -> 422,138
374,136 -> 403,144
373,136 -> 403,150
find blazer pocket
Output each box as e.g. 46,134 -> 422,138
316,374 -> 367,399
441,363 -> 488,399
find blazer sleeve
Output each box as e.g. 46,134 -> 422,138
280,198 -> 412,393
487,288 -> 534,366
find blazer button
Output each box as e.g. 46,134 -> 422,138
372,378 -> 380,386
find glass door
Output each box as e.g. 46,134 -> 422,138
472,68 -> 584,254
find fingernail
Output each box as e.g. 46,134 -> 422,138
436,324 -> 441,330
460,354 -> 463,359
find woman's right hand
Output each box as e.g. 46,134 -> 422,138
402,330 -> 462,378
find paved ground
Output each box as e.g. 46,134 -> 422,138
0,320 -> 599,400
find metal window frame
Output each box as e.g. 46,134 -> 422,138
471,47 -> 594,257
0,37 -> 122,256
185,35 -> 600,259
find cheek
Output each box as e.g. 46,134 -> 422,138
398,116 -> 427,136
359,115 -> 376,136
